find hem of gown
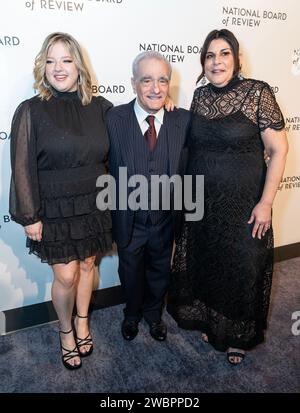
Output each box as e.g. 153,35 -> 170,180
167,304 -> 266,352
27,232 -> 112,265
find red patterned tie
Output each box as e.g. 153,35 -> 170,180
145,115 -> 157,151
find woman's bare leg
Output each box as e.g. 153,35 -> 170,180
74,256 -> 96,354
52,260 -> 80,367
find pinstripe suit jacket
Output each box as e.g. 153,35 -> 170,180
107,99 -> 191,248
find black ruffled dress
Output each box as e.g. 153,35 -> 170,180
9,90 -> 112,265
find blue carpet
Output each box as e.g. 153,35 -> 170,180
0,257 -> 299,393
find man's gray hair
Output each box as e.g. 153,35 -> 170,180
132,51 -> 172,80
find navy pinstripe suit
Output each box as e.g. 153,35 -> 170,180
107,99 -> 190,323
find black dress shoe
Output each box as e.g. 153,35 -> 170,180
148,321 -> 167,341
121,320 -> 139,341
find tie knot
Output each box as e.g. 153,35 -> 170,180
146,115 -> 155,127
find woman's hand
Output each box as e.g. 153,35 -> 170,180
248,202 -> 272,239
25,221 -> 43,242
164,96 -> 175,112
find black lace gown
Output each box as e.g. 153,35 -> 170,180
167,77 -> 285,351
10,91 -> 112,265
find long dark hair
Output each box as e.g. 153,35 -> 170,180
197,29 -> 241,84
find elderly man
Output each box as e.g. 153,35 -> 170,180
107,51 -> 190,341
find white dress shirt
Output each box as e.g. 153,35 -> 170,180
134,99 -> 165,138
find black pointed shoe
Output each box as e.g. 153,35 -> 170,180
121,319 -> 139,341
148,321 -> 167,341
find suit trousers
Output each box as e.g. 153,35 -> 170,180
117,215 -> 173,323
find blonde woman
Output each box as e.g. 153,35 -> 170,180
10,32 -> 112,369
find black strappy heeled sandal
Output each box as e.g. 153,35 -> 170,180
227,350 -> 245,365
59,329 -> 82,370
74,314 -> 94,358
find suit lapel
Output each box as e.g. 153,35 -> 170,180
118,100 -> 137,176
119,103 -> 185,177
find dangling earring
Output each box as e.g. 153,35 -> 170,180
78,73 -> 83,85
42,77 -> 50,89
238,65 -> 244,80
200,75 -> 207,86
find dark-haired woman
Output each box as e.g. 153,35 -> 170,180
167,29 -> 288,365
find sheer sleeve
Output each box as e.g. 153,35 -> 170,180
96,96 -> 113,172
190,88 -> 200,112
258,84 -> 285,131
98,96 -> 113,118
9,100 -> 41,226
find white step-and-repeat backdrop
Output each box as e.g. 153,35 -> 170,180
0,0 -> 299,312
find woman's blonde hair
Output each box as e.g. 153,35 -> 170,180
33,32 -> 92,105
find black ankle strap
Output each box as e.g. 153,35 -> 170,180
59,328 -> 73,335
76,314 -> 88,319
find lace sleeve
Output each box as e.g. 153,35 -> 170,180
190,88 -> 200,112
258,84 -> 285,131
9,100 -> 41,226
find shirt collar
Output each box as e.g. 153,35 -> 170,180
134,98 -> 164,125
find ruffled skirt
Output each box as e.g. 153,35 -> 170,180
27,165 -> 112,265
